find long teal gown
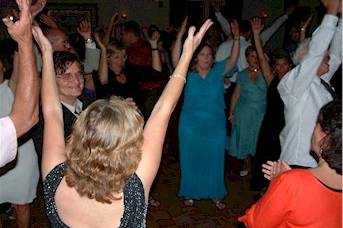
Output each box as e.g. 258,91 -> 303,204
228,69 -> 267,159
178,60 -> 228,200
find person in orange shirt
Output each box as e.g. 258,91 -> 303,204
239,99 -> 342,227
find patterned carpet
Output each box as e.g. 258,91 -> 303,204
0,155 -> 257,228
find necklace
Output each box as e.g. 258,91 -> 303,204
116,73 -> 127,84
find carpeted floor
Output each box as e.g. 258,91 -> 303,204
0,154 -> 258,228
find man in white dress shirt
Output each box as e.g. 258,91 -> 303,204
214,5 -> 292,69
277,0 -> 341,167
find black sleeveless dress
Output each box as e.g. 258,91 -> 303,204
251,77 -> 285,191
43,163 -> 147,228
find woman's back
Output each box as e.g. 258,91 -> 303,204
43,163 -> 147,228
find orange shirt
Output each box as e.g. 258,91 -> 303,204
239,169 -> 342,228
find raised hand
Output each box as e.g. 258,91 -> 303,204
109,12 -> 119,26
262,160 -> 291,180
301,16 -> 312,30
30,0 -> 47,18
322,0 -> 340,15
77,19 -> 92,40
210,0 -> 222,12
230,19 -> 240,38
177,16 -> 188,40
94,31 -> 106,50
145,30 -> 160,49
101,12 -> 120,47
182,19 -> 213,57
39,14 -> 58,29
32,25 -> 52,53
250,17 -> 263,34
285,4 -> 296,16
2,0 -> 33,44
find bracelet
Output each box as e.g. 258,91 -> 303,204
234,37 -> 240,40
151,48 -> 159,51
170,74 -> 186,83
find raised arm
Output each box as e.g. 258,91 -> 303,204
211,0 -> 232,38
39,14 -> 59,29
321,16 -> 342,82
251,17 -> 274,84
224,19 -> 240,74
30,0 -> 47,19
299,16 -> 312,42
32,26 -> 65,179
278,0 -> 340,100
136,19 -> 213,191
78,19 -> 100,73
145,30 -> 162,72
8,51 -> 19,93
171,17 -> 187,68
94,32 -> 109,85
102,13 -> 119,47
3,0 -> 39,138
260,5 -> 294,44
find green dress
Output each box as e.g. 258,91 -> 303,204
228,69 -> 267,159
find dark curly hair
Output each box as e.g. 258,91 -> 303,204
53,51 -> 83,75
317,100 -> 342,175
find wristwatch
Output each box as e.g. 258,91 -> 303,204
85,38 -> 93,44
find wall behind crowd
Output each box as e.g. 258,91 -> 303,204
47,0 -> 170,29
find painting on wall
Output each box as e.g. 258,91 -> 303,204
44,3 -> 97,34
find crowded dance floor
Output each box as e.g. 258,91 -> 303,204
0,0 -> 341,227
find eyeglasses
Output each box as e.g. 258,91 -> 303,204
107,53 -> 127,60
56,72 -> 84,81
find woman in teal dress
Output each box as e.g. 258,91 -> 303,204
175,20 -> 240,209
228,46 -> 268,176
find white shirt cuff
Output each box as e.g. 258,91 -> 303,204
0,116 -> 17,167
322,14 -> 339,28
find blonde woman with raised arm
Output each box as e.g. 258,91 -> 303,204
34,19 -> 213,227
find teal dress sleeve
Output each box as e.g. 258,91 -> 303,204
211,60 -> 227,78
224,65 -> 239,78
236,69 -> 245,85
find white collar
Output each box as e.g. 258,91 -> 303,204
61,99 -> 83,116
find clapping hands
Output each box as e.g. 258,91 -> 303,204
262,160 -> 291,180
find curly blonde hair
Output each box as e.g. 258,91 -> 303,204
65,96 -> 144,203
